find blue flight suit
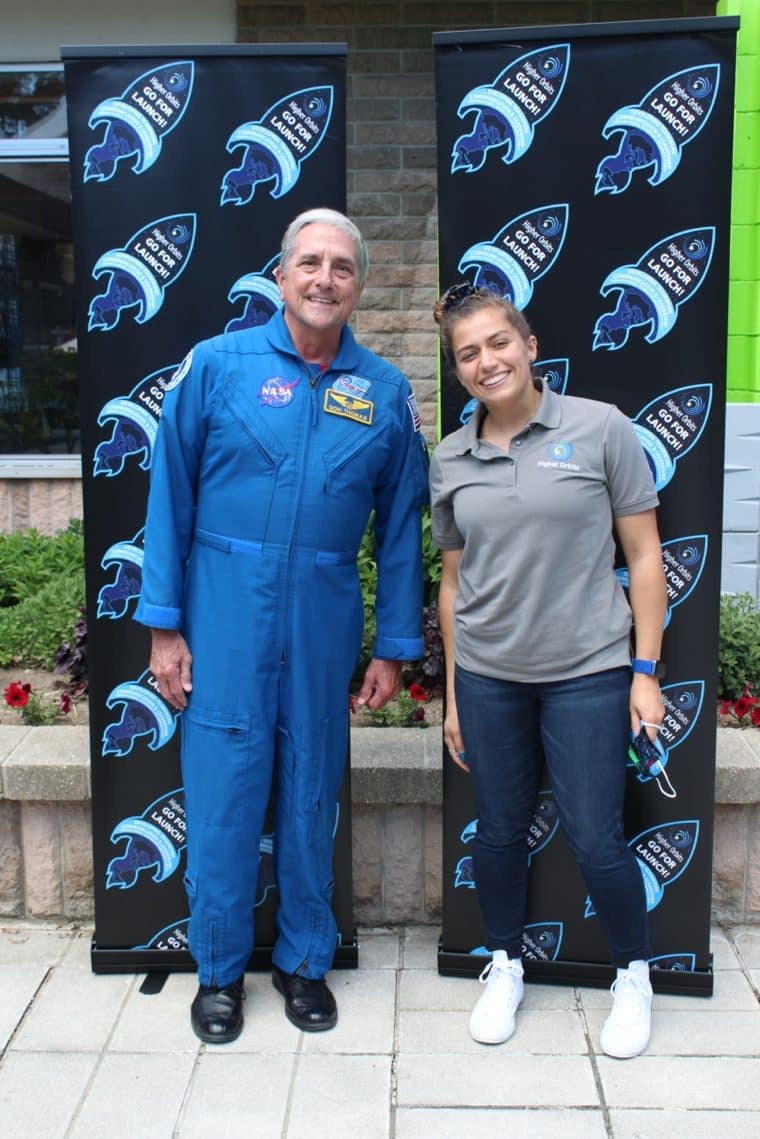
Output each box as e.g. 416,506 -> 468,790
136,308 -> 428,986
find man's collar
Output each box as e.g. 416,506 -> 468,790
265,307 -> 361,370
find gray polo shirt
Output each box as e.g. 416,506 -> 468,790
430,381 -> 659,683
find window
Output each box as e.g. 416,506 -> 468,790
0,66 -> 78,462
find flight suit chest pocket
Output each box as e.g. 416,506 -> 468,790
322,423 -> 389,497
217,382 -> 287,473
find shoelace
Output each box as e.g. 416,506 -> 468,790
610,969 -> 651,1011
478,958 -> 523,985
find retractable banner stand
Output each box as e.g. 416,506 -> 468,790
62,45 -> 356,974
434,16 -> 739,995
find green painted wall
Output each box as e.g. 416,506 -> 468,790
718,0 -> 760,402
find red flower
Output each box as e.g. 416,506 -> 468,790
719,701 -> 733,716
4,681 -> 30,708
59,693 -> 72,715
348,695 -> 357,714
734,696 -> 755,720
751,706 -> 760,728
408,683 -> 428,703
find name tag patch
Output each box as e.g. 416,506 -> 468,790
324,388 -> 374,425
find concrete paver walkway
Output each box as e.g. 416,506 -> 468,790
1,921 -> 759,1138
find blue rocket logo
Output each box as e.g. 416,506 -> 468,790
459,355 -> 567,425
97,528 -> 144,619
650,953 -> 696,972
616,533 -> 707,628
225,254 -> 281,333
102,668 -> 180,757
83,61 -> 194,183
452,44 -> 570,174
585,819 -> 699,917
534,357 -> 569,395
631,384 -> 712,491
458,204 -> 568,309
221,86 -> 333,206
106,788 -> 186,889
134,919 -> 190,952
595,65 -> 720,195
521,922 -> 564,962
454,817 -> 478,889
88,213 -> 197,331
593,227 -> 714,350
527,790 -> 559,863
456,793 -> 558,889
93,362 -> 180,477
469,921 -> 564,962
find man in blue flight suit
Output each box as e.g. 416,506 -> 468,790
136,208 -> 428,1042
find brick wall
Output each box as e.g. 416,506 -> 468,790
237,1 -> 716,438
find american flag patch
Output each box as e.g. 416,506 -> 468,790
407,393 -> 422,431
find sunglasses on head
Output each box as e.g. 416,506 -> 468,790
440,281 -> 491,311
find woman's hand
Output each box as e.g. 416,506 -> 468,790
444,696 -> 469,772
630,673 -> 665,741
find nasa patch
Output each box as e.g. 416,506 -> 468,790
258,375 -> 300,407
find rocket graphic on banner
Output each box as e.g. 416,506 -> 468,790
593,227 -> 714,350
97,528 -> 145,620
617,534 -> 708,627
650,953 -> 697,972
134,919 -> 190,953
83,61 -> 195,183
221,86 -> 333,205
102,669 -> 180,758
225,254 -> 281,332
106,788 -> 186,890
451,44 -> 570,173
455,791 -> 559,891
458,204 -> 568,309
585,819 -> 700,917
470,922 -> 564,961
88,214 -> 196,331
595,64 -> 719,195
93,362 -> 181,477
631,384 -> 712,491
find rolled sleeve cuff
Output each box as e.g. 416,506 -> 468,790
134,600 -> 182,629
373,634 -> 424,661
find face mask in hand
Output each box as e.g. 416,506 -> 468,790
628,727 -> 677,799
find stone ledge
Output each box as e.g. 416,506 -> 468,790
0,724 -> 758,805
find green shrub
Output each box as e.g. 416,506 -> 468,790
0,571 -> 85,668
0,521 -> 85,668
0,519 -> 84,607
718,592 -> 760,700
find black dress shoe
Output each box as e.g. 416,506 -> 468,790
272,964 -> 337,1031
190,976 -> 245,1043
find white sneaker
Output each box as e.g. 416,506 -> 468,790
600,963 -> 653,1059
469,950 -> 524,1044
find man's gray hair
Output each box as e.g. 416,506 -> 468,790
280,208 -> 369,286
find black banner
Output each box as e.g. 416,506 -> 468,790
434,17 -> 739,995
62,45 -> 354,973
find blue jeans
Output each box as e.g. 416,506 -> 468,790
455,664 -> 649,967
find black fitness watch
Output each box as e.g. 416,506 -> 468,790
631,658 -> 666,680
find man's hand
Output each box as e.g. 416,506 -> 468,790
355,657 -> 402,711
150,628 -> 193,710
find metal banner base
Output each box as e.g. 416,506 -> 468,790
91,934 -> 359,975
437,943 -> 714,997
